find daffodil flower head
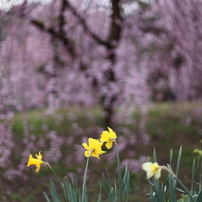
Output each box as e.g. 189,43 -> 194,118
82,138 -> 106,159
100,127 -> 117,149
193,148 -> 202,157
193,140 -> 202,158
142,162 -> 162,180
27,151 -> 45,173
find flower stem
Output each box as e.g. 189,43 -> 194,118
82,156 -> 90,202
46,163 -> 67,202
115,145 -> 122,202
161,166 -> 176,178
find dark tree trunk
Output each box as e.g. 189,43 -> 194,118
101,0 -> 122,127
30,0 -> 123,127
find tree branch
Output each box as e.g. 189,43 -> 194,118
30,19 -> 76,57
63,0 -> 111,48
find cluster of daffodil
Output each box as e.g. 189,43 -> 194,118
27,127 -> 120,202
27,127 -> 117,173
82,127 -> 117,159
27,130 -> 202,202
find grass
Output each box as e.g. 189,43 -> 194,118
1,102 -> 202,201
146,102 -> 202,140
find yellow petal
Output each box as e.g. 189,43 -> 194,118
106,141 -> 113,149
108,127 -> 117,138
36,151 -> 42,160
82,143 -> 90,151
88,138 -> 97,148
84,150 -> 91,157
92,152 -> 100,159
35,164 -> 41,173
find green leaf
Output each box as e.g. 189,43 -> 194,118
170,149 -> 173,165
153,148 -> 157,162
191,159 -> 196,190
196,189 -> 202,202
176,146 -> 182,177
175,178 -> 195,202
50,180 -> 61,202
168,174 -> 176,202
43,192 -> 51,202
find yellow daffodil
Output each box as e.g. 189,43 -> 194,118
27,151 -> 45,173
82,138 -> 106,159
142,162 -> 162,180
100,127 -> 117,149
193,149 -> 202,157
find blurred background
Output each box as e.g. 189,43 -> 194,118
0,0 -> 202,201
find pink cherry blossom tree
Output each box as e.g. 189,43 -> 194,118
1,0 -> 202,126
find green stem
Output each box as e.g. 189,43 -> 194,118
116,145 -> 121,179
82,156 -> 90,202
115,145 -> 122,202
162,166 -> 176,178
46,163 -> 67,202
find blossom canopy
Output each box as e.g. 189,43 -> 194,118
27,151 -> 45,173
82,138 -> 106,159
142,162 -> 162,180
100,127 -> 117,149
